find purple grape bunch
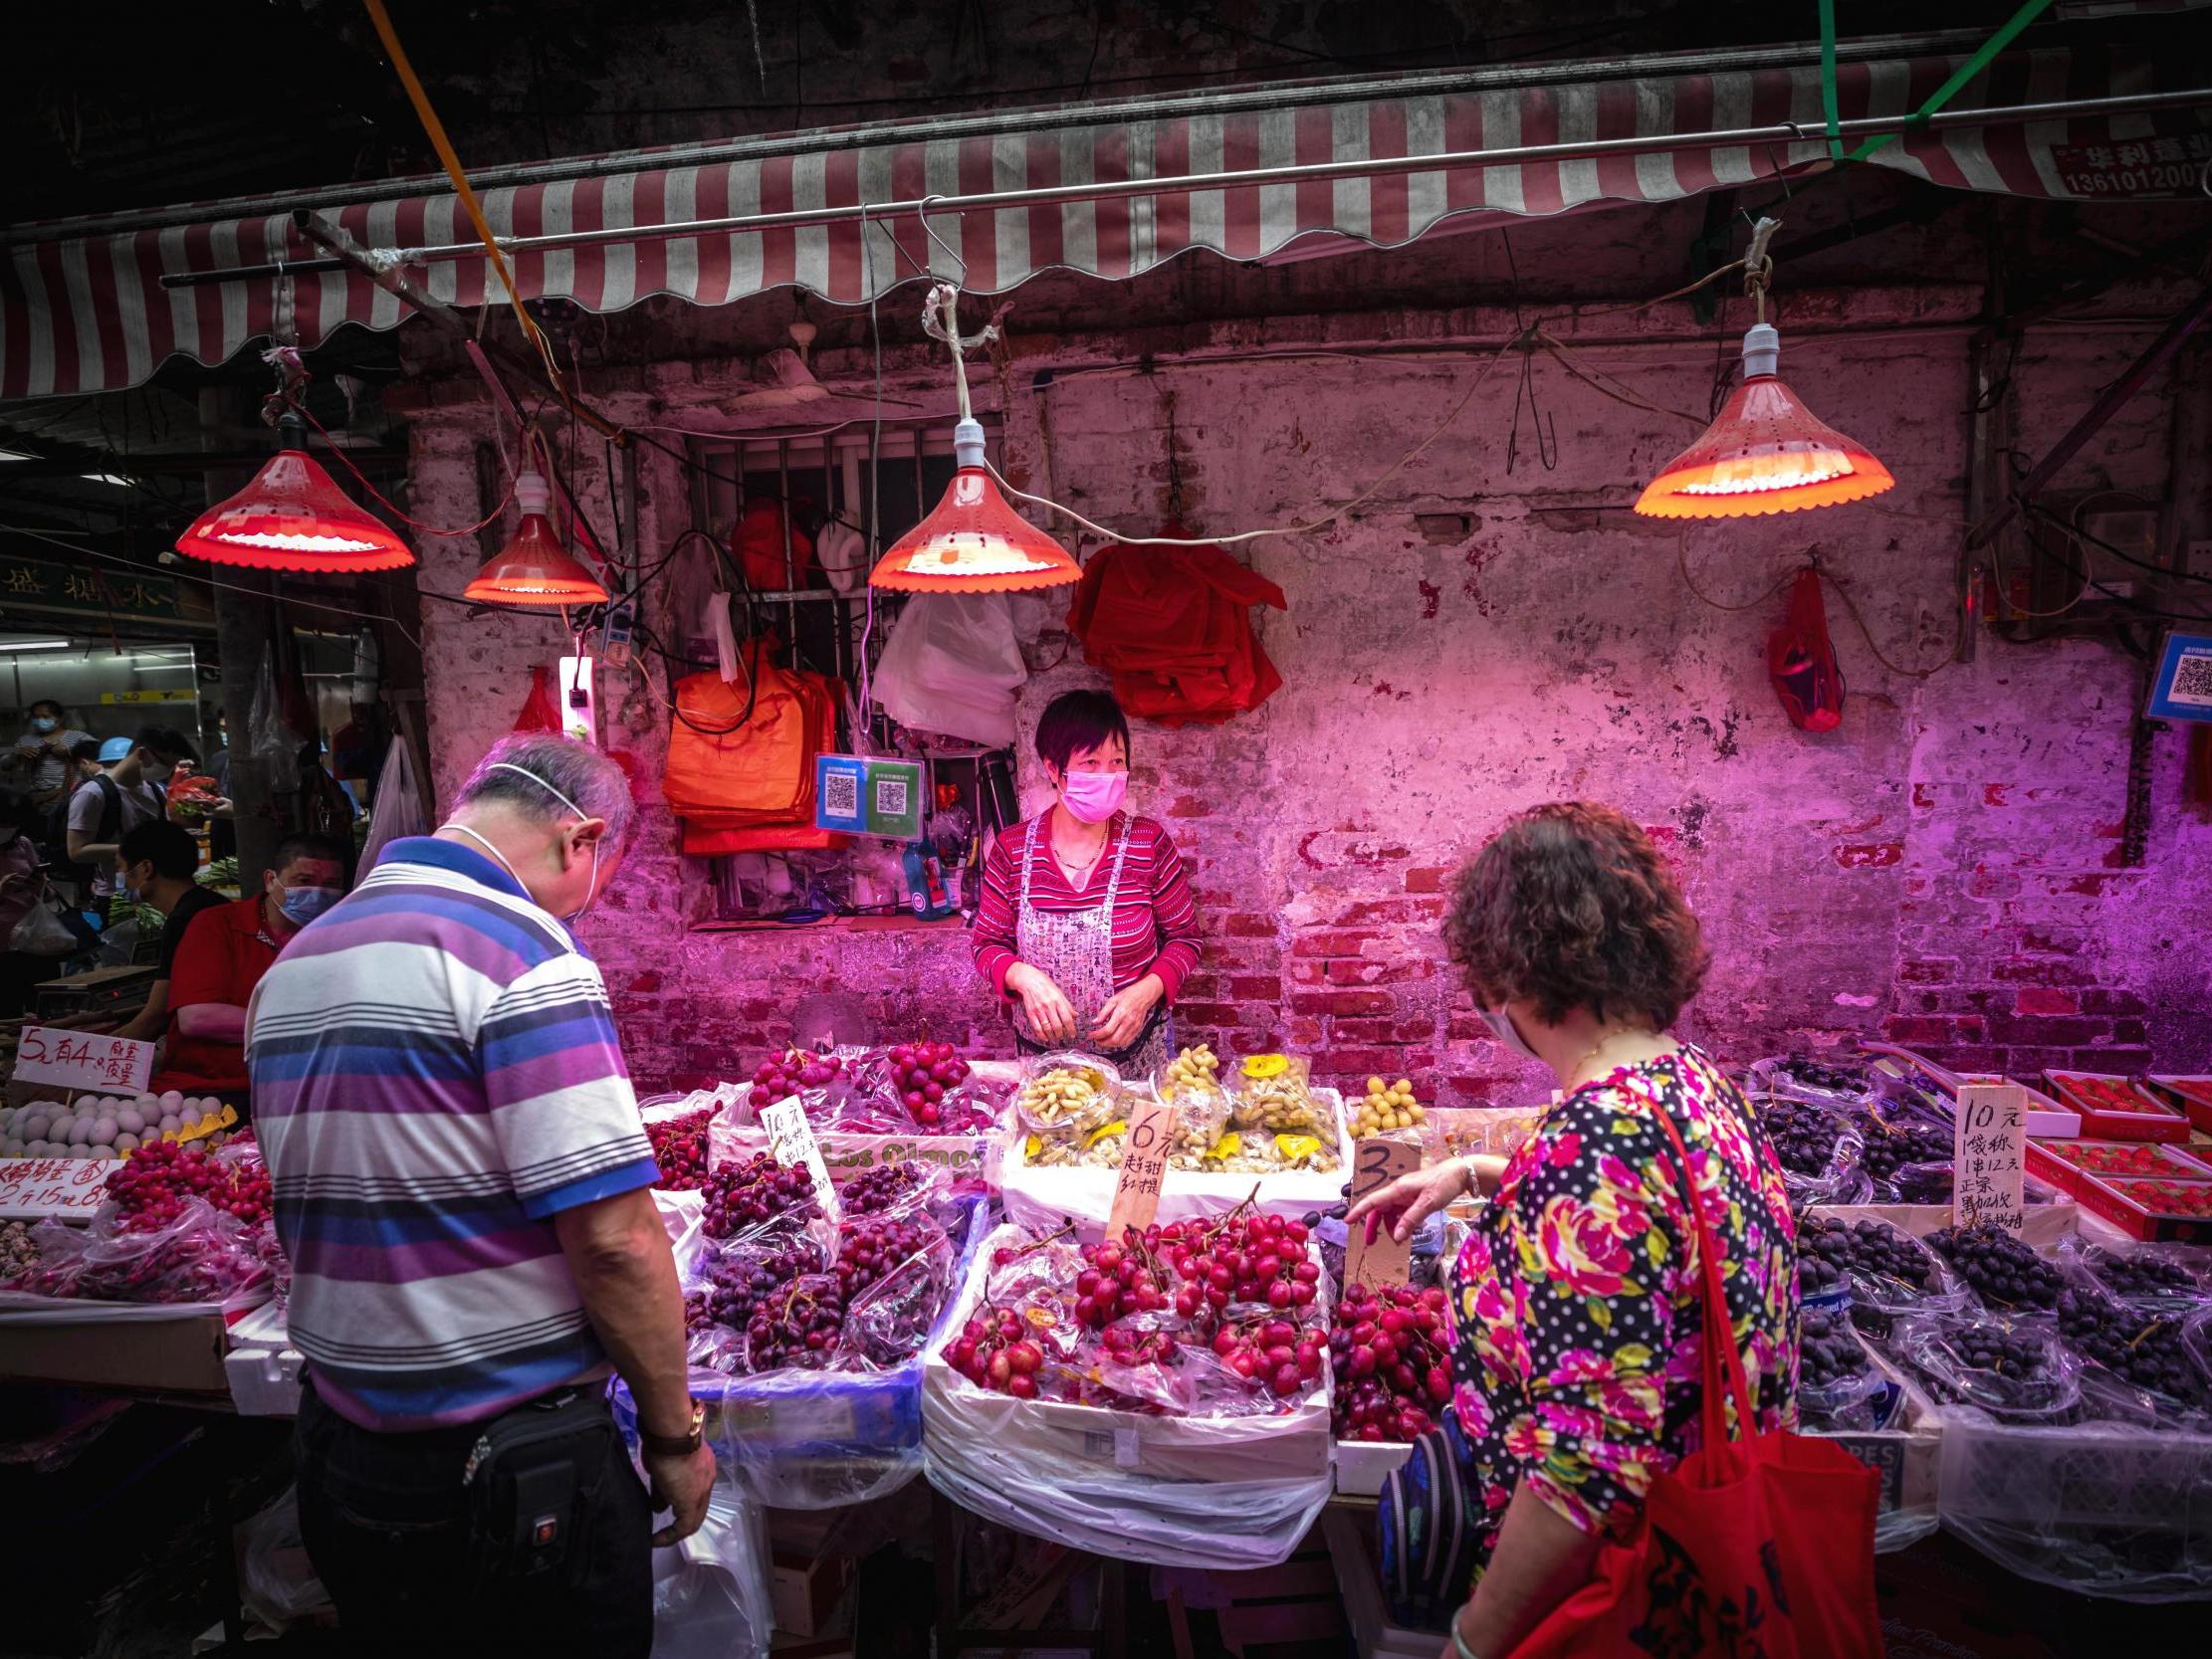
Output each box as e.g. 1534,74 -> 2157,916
701,1153 -> 821,1240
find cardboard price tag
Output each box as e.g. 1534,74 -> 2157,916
1345,1136 -> 1424,1289
0,1156 -> 112,1221
1953,1082 -> 2027,1234
1104,1096 -> 1178,1240
759,1097 -> 842,1222
12,1027 -> 153,1095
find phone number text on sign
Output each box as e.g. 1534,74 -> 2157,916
13,1026 -> 155,1094
2053,135 -> 2211,198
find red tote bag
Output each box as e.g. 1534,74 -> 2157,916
1507,1099 -> 1883,1659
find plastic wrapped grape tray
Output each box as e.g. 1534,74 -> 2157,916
611,1203 -> 987,1512
700,1061 -> 1019,1194
999,1087 -> 1354,1232
921,1221 -> 1335,1569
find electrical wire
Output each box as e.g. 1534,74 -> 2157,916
2033,499 -> 2212,587
1674,539 -> 1959,679
284,396 -> 518,534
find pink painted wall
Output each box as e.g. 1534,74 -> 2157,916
391,210 -> 2212,1102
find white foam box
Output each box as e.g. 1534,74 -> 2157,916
1000,1088 -> 1354,1233
1333,1439 -> 1415,1496
223,1299 -> 304,1416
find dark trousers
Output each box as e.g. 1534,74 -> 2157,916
294,1377 -> 653,1659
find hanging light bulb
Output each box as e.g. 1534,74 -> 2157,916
1634,219 -> 1891,519
175,413 -> 414,571
869,285 -> 1081,593
464,469 -> 609,606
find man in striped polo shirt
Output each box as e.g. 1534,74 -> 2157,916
248,734 -> 711,1659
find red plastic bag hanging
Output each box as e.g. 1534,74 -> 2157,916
1503,1098 -> 1882,1659
512,665 -> 562,733
731,498 -> 815,592
1767,568 -> 1845,733
1068,527 -> 1286,726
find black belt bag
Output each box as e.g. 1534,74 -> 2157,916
461,1387 -> 620,1587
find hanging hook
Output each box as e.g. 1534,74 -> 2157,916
1743,215 -> 1782,323
917,194 -> 970,287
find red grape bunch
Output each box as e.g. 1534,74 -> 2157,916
887,1041 -> 983,1130
1330,1282 -> 1451,1442
646,1110 -> 713,1191
1209,1314 -> 1326,1399
107,1141 -> 271,1231
749,1048 -> 847,1111
1155,1208 -> 1322,1332
842,1160 -> 926,1217
687,1233 -> 823,1336
942,1304 -> 1047,1398
744,1274 -> 847,1370
835,1215 -> 941,1298
701,1153 -> 821,1240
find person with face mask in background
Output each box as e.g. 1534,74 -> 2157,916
151,830 -> 346,1102
971,688 -> 1202,1076
109,818 -> 228,1043
246,734 -> 711,1659
8,700 -> 93,812
65,726 -> 193,922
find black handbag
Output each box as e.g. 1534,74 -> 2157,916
461,1386 -> 621,1587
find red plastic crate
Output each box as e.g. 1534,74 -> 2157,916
2025,1137 -> 2212,1196
2142,1075 -> 2212,1137
2041,1070 -> 2191,1143
2072,1171 -> 2212,1243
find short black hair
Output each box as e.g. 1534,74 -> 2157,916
1034,689 -> 1130,775
272,832 -> 345,874
135,725 -> 197,763
29,699 -> 64,719
69,737 -> 102,763
119,819 -> 200,881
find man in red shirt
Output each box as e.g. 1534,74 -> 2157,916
158,833 -> 347,1101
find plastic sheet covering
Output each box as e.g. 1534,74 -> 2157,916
649,1484 -> 774,1659
1810,1348 -> 1943,1555
357,735 -> 428,874
921,1223 -> 1333,1569
237,1489 -> 332,1635
8,1197 -> 271,1310
1936,1411 -> 2212,1601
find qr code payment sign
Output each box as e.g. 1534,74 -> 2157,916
875,774 -> 909,816
2171,648 -> 2212,710
824,770 -> 858,818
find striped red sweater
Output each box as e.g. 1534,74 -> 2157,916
971,813 -> 1202,1004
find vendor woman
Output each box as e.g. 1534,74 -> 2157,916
972,689 -> 1201,1076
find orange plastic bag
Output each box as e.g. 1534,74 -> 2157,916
664,649 -> 815,823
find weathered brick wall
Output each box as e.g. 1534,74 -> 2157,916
396,232 -> 2212,1100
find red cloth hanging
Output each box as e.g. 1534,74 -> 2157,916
731,498 -> 815,592
1068,527 -> 1286,726
1767,568 -> 1846,733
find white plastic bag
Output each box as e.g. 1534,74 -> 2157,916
249,648 -> 302,791
358,737 -> 427,874
874,594 -> 1026,747
650,1485 -> 774,1659
10,887 -> 77,955
236,1488 -> 333,1635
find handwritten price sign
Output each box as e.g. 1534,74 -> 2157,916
1345,1136 -> 1423,1288
1105,1096 -> 1178,1239
1953,1082 -> 2027,1234
0,1156 -> 111,1220
13,1027 -> 153,1095
759,1098 -> 842,1223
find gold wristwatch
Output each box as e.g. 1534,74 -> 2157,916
640,1400 -> 706,1456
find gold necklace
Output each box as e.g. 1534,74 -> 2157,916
1564,1028 -> 1655,1093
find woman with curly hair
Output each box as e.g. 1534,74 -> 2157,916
1349,802 -> 1797,1659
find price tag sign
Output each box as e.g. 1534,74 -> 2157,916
12,1027 -> 154,1095
1345,1137 -> 1424,1289
1104,1096 -> 1178,1240
0,1156 -> 112,1221
1953,1082 -> 2027,1233
759,1097 -> 841,1223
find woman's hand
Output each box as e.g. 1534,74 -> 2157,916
1347,1153 -> 1508,1244
1005,962 -> 1079,1045
1090,973 -> 1163,1051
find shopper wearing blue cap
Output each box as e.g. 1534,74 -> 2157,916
66,726 -> 197,923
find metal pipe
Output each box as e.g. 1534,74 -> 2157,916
21,27 -> 2039,245
154,88 -> 2212,291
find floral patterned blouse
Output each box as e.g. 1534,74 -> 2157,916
1445,1046 -> 1798,1580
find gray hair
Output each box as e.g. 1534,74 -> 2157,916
455,734 -> 636,848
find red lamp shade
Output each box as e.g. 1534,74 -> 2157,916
1634,324 -> 1893,518
464,471 -> 609,606
869,420 -> 1081,592
175,448 -> 414,571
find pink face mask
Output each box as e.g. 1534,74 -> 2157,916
1059,769 -> 1129,824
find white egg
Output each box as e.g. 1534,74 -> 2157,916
47,1116 -> 73,1142
20,1141 -> 42,1158
116,1109 -> 145,1136
90,1117 -> 116,1145
1,1140 -> 18,1157
114,1133 -> 138,1153
134,1093 -> 158,1112
21,1115 -> 47,1141
158,1090 -> 184,1112
90,1143 -> 114,1160
159,1115 -> 181,1134
67,1120 -> 92,1145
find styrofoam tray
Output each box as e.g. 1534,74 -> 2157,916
223,1299 -> 303,1417
1000,1087 -> 1355,1233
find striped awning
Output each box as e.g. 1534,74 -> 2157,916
3,34 -> 2206,401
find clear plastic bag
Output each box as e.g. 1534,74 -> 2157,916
1013,1055 -> 1121,1138
236,1488 -> 332,1635
649,1483 -> 774,1659
839,1221 -> 957,1369
1230,1054 -> 1326,1137
2055,1287 -> 2210,1429
1156,1048 -> 1234,1166
874,592 -> 1026,748
2056,1234 -> 2211,1311
1746,1054 -> 1877,1109
17,1197 -> 269,1307
1886,1311 -> 2084,1423
1755,1093 -> 1867,1204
